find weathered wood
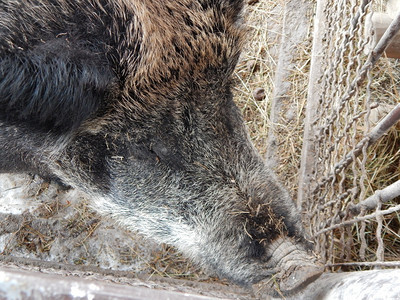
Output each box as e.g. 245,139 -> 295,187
0,266 -> 225,300
371,10 -> 400,62
297,0 -> 327,209
289,269 -> 400,299
2,258 -> 400,299
366,12 -> 400,59
0,256 -> 251,299
265,0 -> 313,170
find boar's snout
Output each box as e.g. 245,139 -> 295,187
99,112 -> 311,287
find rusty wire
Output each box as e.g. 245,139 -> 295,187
301,0 -> 400,269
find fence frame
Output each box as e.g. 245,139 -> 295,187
298,0 -> 400,267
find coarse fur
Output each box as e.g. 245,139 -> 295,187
0,0 -> 309,286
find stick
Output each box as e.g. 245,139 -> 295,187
314,104 -> 400,192
349,179 -> 400,215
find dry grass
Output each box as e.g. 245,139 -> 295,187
234,0 -> 285,156
234,0 -> 313,197
236,0 -> 400,271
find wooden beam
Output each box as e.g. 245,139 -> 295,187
297,0 -> 327,209
266,0 -> 313,171
0,266 -> 220,300
289,269 -> 400,299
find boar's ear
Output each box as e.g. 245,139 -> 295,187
0,48 -> 113,133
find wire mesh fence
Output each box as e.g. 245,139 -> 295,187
298,0 -> 400,269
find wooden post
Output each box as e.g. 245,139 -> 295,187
297,0 -> 327,209
265,0 -> 313,171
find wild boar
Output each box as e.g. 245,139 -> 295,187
0,0 -> 320,292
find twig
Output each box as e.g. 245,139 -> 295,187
349,179 -> 400,215
325,261 -> 400,268
314,103 -> 400,192
315,203 -> 400,236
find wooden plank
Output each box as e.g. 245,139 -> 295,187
0,266 -> 219,300
266,0 -> 313,171
289,269 -> 400,299
297,0 -> 327,209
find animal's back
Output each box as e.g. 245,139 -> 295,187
0,0 -> 243,132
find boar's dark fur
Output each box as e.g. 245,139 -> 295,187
0,0 -> 309,286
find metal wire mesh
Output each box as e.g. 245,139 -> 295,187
299,0 -> 400,269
